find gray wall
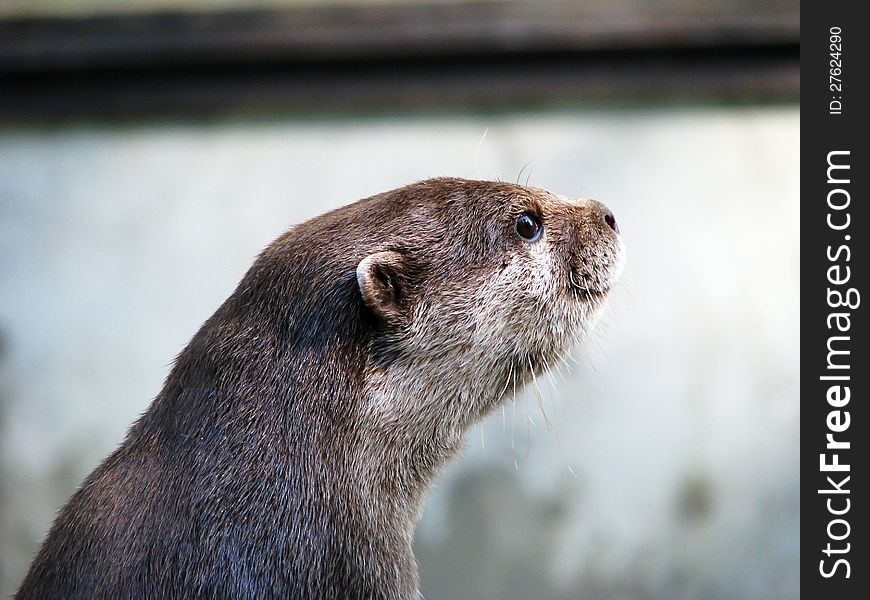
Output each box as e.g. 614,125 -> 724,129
0,106 -> 799,598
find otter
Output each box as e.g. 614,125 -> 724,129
16,177 -> 623,599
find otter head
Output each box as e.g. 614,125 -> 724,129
354,178 -> 624,465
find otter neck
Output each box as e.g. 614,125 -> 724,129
358,353 -> 514,514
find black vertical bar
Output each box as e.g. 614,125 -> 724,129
802,3 -> 867,597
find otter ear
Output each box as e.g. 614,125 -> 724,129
356,251 -> 407,322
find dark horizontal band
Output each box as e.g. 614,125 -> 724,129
0,1 -> 800,120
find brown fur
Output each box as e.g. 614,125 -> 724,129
16,177 -> 623,599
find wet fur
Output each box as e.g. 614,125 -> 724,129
17,178 -> 623,599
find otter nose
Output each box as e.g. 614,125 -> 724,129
603,210 -> 619,234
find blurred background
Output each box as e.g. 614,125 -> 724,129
1,1 -> 798,598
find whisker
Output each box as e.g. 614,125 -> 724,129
544,367 -> 577,477
552,360 -> 570,386
528,355 -> 553,432
553,427 -> 577,476
498,363 -> 514,434
591,337 -> 610,361
473,127 -> 488,180
616,280 -> 634,296
511,367 -> 518,469
568,270 -> 580,289
565,351 -> 584,368
516,160 -> 534,185
524,389 -> 533,460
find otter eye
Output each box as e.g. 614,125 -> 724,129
515,213 -> 542,242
